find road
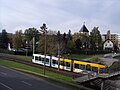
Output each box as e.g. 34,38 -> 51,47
0,66 -> 69,90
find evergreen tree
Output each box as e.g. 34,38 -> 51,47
90,27 -> 102,51
0,29 -> 9,49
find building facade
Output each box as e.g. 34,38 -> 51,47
118,35 -> 120,49
102,30 -> 118,46
103,39 -> 114,50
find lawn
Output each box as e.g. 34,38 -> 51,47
65,54 -> 92,60
0,53 -> 32,61
65,54 -> 103,62
114,56 -> 120,61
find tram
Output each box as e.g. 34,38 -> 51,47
32,54 -> 107,75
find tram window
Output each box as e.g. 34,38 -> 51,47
74,64 -> 79,69
41,57 -> 44,62
52,60 -> 57,64
80,65 -> 85,70
66,62 -> 70,67
86,64 -> 91,71
60,61 -> 65,66
35,56 -> 39,60
39,56 -> 41,61
92,67 -> 98,72
100,68 -> 106,73
46,58 -> 49,62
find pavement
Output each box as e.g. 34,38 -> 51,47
99,53 -> 120,67
0,66 -> 69,90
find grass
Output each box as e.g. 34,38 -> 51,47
14,55 -> 32,61
107,56 -> 120,72
114,56 -> 120,61
0,59 -> 74,83
0,53 -> 32,61
65,54 -> 92,60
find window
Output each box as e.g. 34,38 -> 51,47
52,60 -> 58,64
105,44 -> 107,46
74,64 -> 79,69
108,41 -> 109,43
60,61 -> 65,66
35,56 -> 39,61
92,67 -> 98,73
66,62 -> 70,67
80,65 -> 85,70
41,57 -> 44,62
46,58 -> 49,63
86,64 -> 91,71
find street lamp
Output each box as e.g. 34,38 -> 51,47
40,23 -> 47,75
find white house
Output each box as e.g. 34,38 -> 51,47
103,39 -> 114,50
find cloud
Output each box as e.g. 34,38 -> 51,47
0,0 -> 120,34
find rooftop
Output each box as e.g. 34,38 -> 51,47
79,25 -> 89,32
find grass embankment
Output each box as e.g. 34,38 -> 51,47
114,56 -> 120,61
66,54 -> 103,63
1,53 -> 32,61
0,59 -> 74,83
66,54 -> 92,60
108,56 -> 120,72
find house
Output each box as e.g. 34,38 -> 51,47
103,39 -> 114,51
102,30 -> 118,46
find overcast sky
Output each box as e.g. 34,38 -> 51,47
0,0 -> 120,34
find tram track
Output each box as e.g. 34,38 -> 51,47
0,54 -> 82,78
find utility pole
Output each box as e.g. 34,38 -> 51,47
58,43 -> 60,71
40,23 -> 47,76
33,37 -> 35,54
44,30 -> 47,75
26,41 -> 28,56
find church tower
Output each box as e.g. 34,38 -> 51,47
79,23 -> 89,36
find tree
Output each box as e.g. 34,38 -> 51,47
90,27 -> 102,51
12,30 -> 23,50
37,30 -> 66,55
24,27 -> 40,51
38,23 -> 48,54
40,23 -> 47,33
24,27 -> 40,43
0,29 -> 9,49
67,29 -> 72,40
75,39 -> 82,49
56,31 -> 66,55
57,30 -> 61,41
72,33 -> 89,49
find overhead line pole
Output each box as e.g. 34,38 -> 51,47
33,37 -> 35,54
44,30 -> 47,75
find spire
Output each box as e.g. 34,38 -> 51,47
83,22 -> 85,25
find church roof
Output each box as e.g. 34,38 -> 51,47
79,25 -> 89,32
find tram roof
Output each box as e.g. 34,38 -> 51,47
74,60 -> 106,68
